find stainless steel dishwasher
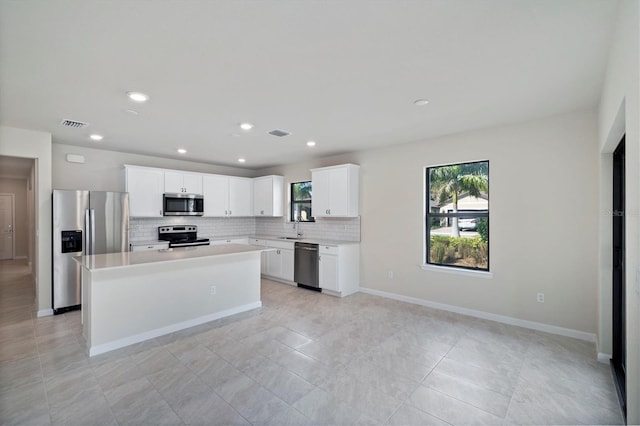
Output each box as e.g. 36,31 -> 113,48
294,242 -> 320,291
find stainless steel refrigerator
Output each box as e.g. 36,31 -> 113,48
52,190 -> 129,314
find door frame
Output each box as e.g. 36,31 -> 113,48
611,137 -> 626,420
0,193 -> 16,260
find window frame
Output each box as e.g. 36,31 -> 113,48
290,181 -> 315,222
424,160 -> 490,272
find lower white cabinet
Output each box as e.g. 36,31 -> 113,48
319,244 -> 359,297
130,241 -> 170,252
210,238 -> 249,246
260,240 -> 295,283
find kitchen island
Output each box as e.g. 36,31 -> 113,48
74,244 -> 265,356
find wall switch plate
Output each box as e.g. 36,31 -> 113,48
537,293 -> 544,303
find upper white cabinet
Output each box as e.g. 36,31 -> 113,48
124,165 -> 164,217
311,164 -> 359,217
203,175 -> 253,217
229,177 -> 253,216
164,171 -> 203,194
253,175 -> 284,217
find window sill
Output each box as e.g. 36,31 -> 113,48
421,264 -> 493,279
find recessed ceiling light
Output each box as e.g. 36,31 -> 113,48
89,134 -> 103,141
306,141 -> 316,147
177,148 -> 187,154
127,91 -> 149,102
239,123 -> 253,131
238,158 -> 246,163
413,98 -> 429,106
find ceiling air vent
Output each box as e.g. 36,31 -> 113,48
268,129 -> 291,137
60,119 -> 89,129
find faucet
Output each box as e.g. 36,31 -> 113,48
295,218 -> 303,238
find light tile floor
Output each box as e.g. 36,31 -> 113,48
0,259 -> 624,425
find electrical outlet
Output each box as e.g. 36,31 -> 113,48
537,293 -> 544,303
210,286 -> 216,295
388,270 -> 394,279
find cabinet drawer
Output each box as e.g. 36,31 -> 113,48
130,242 -> 169,252
319,245 -> 339,255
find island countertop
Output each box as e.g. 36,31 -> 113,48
74,244 -> 267,271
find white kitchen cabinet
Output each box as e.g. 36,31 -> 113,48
130,241 -> 170,252
203,175 -> 253,217
319,246 -> 339,292
311,164 -> 359,217
228,177 -> 253,216
261,240 -> 295,283
210,237 -> 250,246
164,171 -> 203,194
253,175 -> 284,216
319,244 -> 360,297
124,165 -> 164,217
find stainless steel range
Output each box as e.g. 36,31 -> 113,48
158,225 -> 210,247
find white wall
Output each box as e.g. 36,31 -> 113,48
597,0 -> 640,422
0,126 -> 52,315
259,110 -> 599,335
52,143 -> 256,191
0,178 -> 28,257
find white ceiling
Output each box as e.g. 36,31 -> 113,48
0,0 -> 617,170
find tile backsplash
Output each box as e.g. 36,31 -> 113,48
255,217 -> 361,241
130,216 -> 360,243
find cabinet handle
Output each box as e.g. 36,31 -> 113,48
277,249 -> 281,254
229,210 -> 232,215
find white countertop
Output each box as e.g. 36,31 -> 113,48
74,244 -> 265,271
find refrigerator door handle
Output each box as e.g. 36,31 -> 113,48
84,208 -> 91,254
90,208 -> 96,255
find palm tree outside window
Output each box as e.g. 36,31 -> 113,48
291,181 -> 314,222
426,161 -> 489,271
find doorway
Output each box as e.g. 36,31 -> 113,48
611,136 -> 626,419
0,193 -> 15,260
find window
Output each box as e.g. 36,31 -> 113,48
291,181 -> 314,222
425,161 -> 489,271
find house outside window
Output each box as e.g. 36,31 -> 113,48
425,161 -> 489,271
291,181 -> 314,222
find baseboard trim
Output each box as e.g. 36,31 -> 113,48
598,352 -> 612,364
88,301 -> 262,357
37,309 -> 54,317
359,287 -> 596,342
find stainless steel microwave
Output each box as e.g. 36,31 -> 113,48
163,193 -> 204,216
